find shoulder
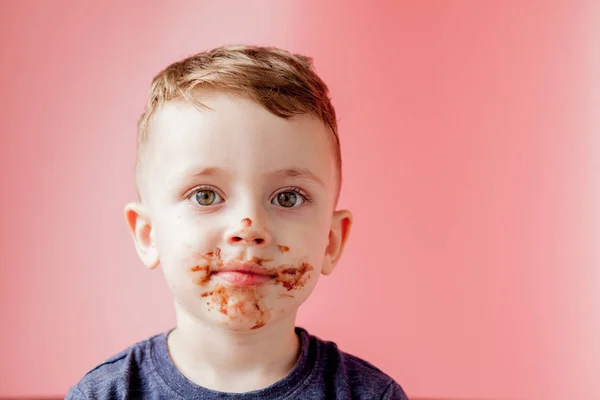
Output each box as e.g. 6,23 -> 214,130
306,330 -> 409,399
66,332 -> 167,399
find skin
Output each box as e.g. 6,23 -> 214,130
124,90 -> 352,393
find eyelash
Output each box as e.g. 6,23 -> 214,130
187,186 -> 312,206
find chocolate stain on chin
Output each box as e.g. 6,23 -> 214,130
251,298 -> 269,330
211,285 -> 230,315
205,284 -> 270,329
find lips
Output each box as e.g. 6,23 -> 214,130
213,262 -> 276,287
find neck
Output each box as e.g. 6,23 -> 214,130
167,300 -> 301,393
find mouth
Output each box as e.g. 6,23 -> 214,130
213,263 -> 276,287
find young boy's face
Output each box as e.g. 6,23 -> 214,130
126,91 -> 351,332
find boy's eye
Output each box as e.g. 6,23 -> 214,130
193,189 -> 223,206
272,191 -> 304,208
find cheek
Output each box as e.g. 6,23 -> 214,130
278,221 -> 330,262
154,216 -> 221,273
155,207 -> 216,245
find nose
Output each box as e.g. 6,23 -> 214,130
225,217 -> 272,248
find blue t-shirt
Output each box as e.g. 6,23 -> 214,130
66,327 -> 408,399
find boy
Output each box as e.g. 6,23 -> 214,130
67,45 -> 408,399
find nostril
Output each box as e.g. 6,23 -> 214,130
231,236 -> 243,243
254,238 -> 265,245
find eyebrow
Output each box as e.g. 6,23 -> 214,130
175,166 -> 325,187
265,168 -> 325,187
180,166 -> 227,179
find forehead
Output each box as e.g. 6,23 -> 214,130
145,92 -> 335,193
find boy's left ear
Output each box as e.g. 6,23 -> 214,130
321,209 -> 353,276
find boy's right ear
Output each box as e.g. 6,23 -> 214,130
124,202 -> 159,269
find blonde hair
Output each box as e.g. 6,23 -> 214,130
135,44 -> 341,202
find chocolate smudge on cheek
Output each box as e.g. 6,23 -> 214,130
274,262 -> 314,291
277,245 -> 290,253
189,248 -> 223,285
189,265 -> 210,285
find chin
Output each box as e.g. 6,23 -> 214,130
219,319 -> 269,332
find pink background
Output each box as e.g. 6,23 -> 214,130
1,1 -> 599,399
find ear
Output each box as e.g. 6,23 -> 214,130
124,202 -> 159,269
321,209 -> 353,276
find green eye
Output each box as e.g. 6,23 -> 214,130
194,190 -> 222,206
